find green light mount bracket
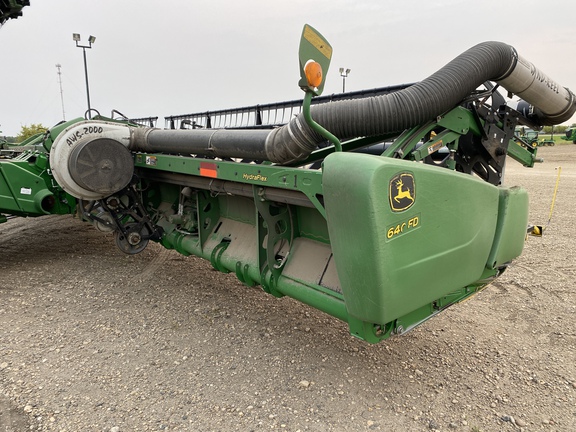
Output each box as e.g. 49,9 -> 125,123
298,24 -> 342,152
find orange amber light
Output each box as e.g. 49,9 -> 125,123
304,60 -> 322,88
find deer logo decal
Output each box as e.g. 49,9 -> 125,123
389,172 -> 416,212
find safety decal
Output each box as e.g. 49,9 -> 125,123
428,140 -> 444,154
389,172 -> 415,212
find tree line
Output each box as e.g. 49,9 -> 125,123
542,124 -> 576,135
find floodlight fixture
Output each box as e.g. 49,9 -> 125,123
72,34 -> 97,118
339,67 -> 351,93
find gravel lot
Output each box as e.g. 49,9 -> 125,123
1,145 -> 575,432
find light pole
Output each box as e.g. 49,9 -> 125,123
73,33 -> 96,118
339,67 -> 351,93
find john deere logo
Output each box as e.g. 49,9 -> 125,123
389,172 -> 415,212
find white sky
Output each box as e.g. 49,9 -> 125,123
1,0 -> 576,136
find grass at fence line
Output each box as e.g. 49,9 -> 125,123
537,134 -> 574,145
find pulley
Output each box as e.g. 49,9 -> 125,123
114,222 -> 150,254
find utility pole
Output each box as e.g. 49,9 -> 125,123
55,63 -> 66,120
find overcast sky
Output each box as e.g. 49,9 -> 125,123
1,0 -> 576,136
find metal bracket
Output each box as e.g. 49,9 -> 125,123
196,190 -> 220,248
253,186 -> 293,296
302,91 -> 342,152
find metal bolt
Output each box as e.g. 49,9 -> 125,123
127,232 -> 142,246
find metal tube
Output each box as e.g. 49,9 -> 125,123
130,127 -> 270,160
497,53 -> 576,123
163,229 -> 349,323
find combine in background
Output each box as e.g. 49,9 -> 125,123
1,26 -> 575,343
565,127 -> 576,144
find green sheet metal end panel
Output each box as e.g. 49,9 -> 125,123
323,153 -> 502,325
487,186 -> 529,269
0,158 -> 55,216
0,153 -> 76,218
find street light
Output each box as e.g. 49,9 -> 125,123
339,67 -> 351,93
73,33 -> 96,118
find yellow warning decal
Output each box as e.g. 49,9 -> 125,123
303,25 -> 332,59
427,140 -> 444,154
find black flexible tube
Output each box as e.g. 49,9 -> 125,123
54,41 -> 576,200
264,41 -> 575,163
128,41 -> 575,165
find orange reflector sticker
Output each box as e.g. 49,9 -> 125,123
200,162 -> 218,178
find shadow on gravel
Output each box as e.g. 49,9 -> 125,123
0,395 -> 29,431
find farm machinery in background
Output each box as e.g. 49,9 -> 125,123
564,127 -> 576,143
515,127 -> 555,147
1,25 -> 575,343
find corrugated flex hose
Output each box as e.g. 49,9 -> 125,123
124,42 -> 576,165
264,41 -> 576,164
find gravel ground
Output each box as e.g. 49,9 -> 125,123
1,145 -> 575,432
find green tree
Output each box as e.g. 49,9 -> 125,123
16,123 -> 48,143
555,125 -> 567,134
542,125 -> 567,134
